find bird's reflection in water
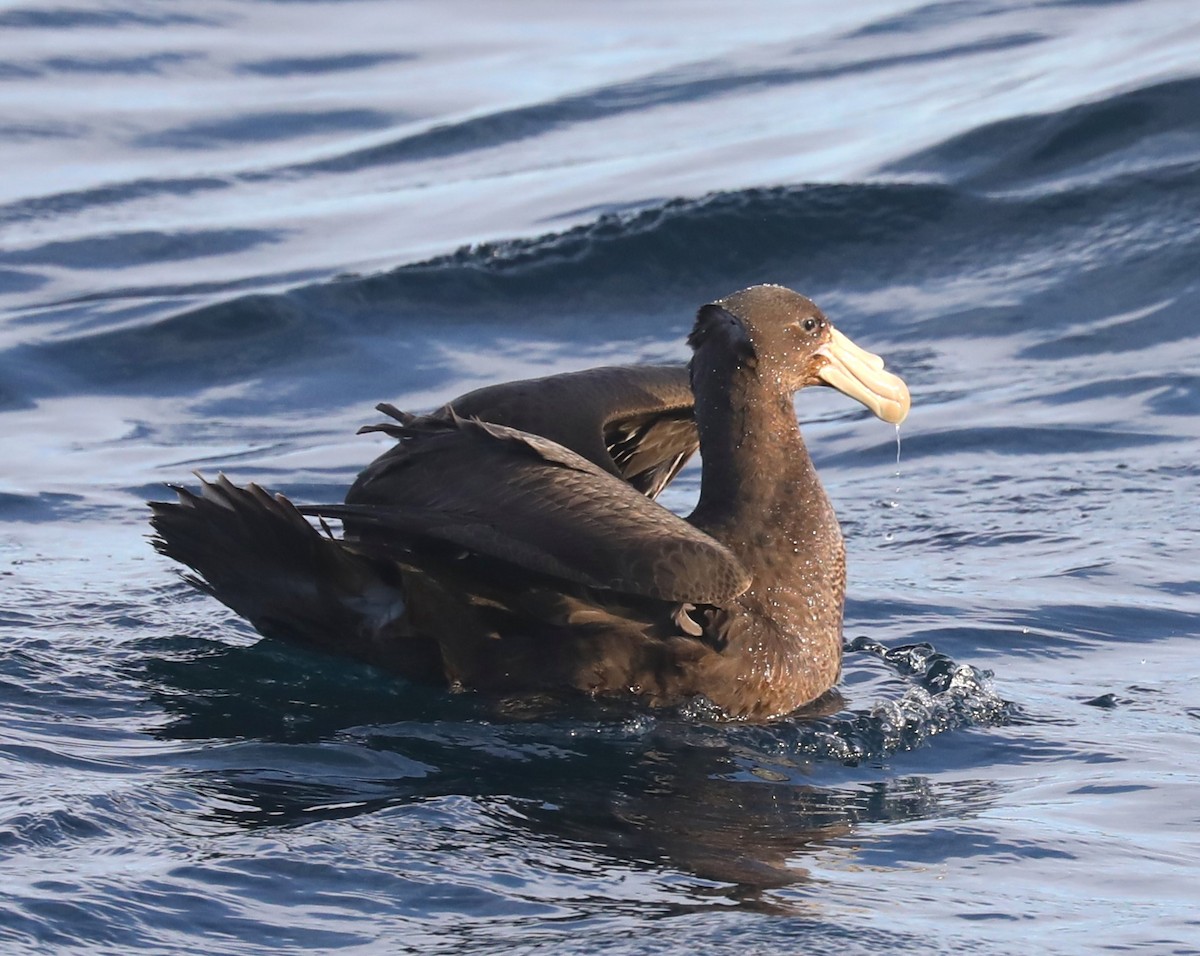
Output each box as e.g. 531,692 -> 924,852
140,638 -> 1000,906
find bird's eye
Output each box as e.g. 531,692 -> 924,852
803,317 -> 818,332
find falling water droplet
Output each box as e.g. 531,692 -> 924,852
884,425 -> 903,542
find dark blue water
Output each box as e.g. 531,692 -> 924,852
3,2 -> 1199,953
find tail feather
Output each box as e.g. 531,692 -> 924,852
149,475 -> 442,678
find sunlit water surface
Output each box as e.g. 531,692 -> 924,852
2,2 -> 1199,954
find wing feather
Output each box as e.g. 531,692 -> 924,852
440,365 -> 698,496
303,414 -> 748,605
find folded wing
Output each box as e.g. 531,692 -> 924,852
445,364 -> 698,498
302,412 -> 748,606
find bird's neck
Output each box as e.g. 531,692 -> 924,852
687,356 -> 847,712
690,366 -> 835,544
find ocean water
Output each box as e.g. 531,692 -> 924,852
2,1 -> 1199,953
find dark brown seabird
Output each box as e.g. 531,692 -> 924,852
150,284 -> 910,719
